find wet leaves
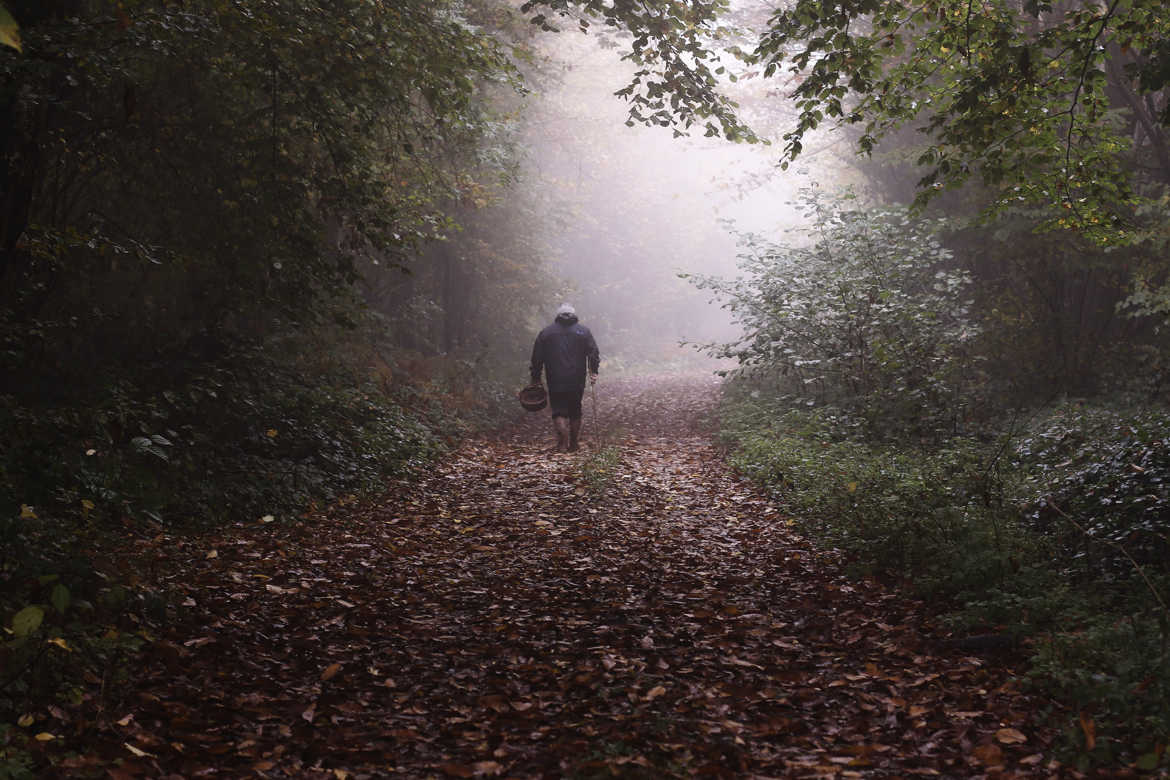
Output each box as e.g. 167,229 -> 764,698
63,375 -> 1068,776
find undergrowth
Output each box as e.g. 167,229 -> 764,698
0,331 -> 515,775
719,385 -> 1170,772
580,444 -> 622,497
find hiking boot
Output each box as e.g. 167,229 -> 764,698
568,417 -> 582,452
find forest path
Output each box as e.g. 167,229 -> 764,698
79,374 -> 1059,778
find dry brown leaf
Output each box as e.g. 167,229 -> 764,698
972,742 -> 1004,766
995,727 -> 1027,744
1079,711 -> 1097,751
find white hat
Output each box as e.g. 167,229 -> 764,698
556,303 -> 576,316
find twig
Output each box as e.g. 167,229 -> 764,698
1062,0 -> 1122,202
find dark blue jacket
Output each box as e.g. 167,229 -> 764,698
530,314 -> 600,392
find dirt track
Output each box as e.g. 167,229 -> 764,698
68,374 -> 1061,778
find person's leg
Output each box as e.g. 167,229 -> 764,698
547,391 -> 573,453
553,415 -> 570,452
567,390 -> 584,452
568,416 -> 581,452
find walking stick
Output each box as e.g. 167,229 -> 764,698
590,378 -> 598,446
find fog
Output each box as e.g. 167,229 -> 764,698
513,31 -> 848,371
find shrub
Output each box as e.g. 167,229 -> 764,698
690,190 -> 985,440
1012,402 -> 1170,584
720,388 -> 1020,599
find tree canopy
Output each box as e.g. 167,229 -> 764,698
524,0 -> 1170,245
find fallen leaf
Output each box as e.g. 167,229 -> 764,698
321,662 -> 342,681
971,743 -> 1003,766
1079,711 -> 1096,751
995,727 -> 1027,744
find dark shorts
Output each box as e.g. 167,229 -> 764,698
548,389 -> 584,419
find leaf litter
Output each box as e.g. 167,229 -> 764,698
65,374 -> 1069,778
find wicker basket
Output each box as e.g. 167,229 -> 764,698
517,384 -> 547,412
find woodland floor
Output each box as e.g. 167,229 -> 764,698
66,374 -> 1071,779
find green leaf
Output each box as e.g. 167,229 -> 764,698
0,5 -> 21,53
12,606 -> 44,637
1135,753 -> 1161,771
51,584 -> 70,615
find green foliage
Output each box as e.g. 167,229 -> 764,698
580,444 -> 622,497
938,206 -> 1164,399
0,503 -> 148,777
525,0 -> 1170,245
720,390 -> 1017,597
1031,616 -> 1170,768
0,0 -> 524,346
758,0 -> 1158,237
0,336 -> 444,531
691,190 -> 984,439
1013,402 -> 1170,582
720,382 -> 1170,767
0,4 -> 19,53
519,0 -> 756,142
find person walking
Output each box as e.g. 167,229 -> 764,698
530,303 -> 600,453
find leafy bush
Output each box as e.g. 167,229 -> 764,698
1013,402 -> 1170,582
720,389 -> 1021,599
1030,615 -> 1170,770
0,343 -> 443,532
690,190 -> 985,440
